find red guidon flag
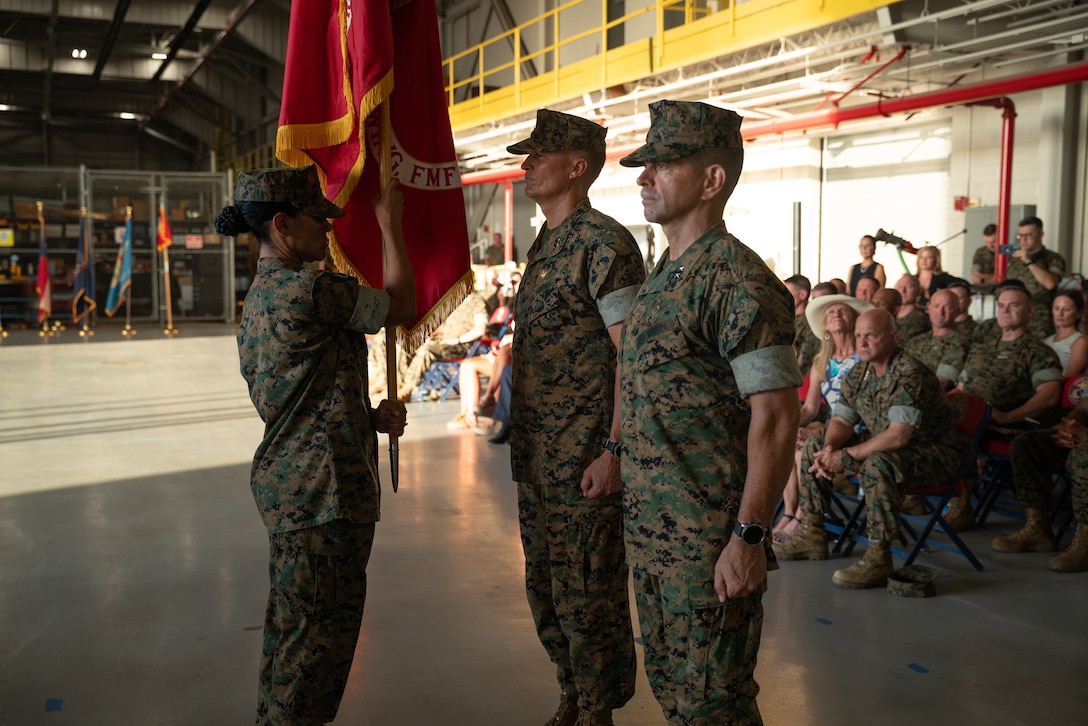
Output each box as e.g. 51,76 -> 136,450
277,0 -> 471,347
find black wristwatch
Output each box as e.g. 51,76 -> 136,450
840,449 -> 855,470
603,440 -> 624,459
733,521 -> 767,546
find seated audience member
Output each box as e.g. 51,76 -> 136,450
448,338 -> 512,433
848,235 -> 886,295
812,281 -> 839,297
785,274 -> 819,373
946,278 -> 978,341
953,281 -> 1064,530
904,289 -> 969,390
894,273 -> 931,341
853,275 -> 880,303
775,294 -> 869,542
1005,216 -> 1065,337
971,223 -> 998,285
993,397 -> 1088,571
829,278 -> 848,295
488,365 -> 513,444
397,291 -> 490,401
915,245 -> 956,307
774,309 -> 967,589
482,266 -> 503,314
871,287 -> 901,316
1043,288 -> 1088,376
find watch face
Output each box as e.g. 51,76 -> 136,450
737,522 -> 765,545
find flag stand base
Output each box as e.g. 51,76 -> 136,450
121,324 -> 137,337
163,326 -> 178,336
79,323 -> 95,337
39,322 -> 56,337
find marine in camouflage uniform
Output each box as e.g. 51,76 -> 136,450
1004,219 -> 1065,338
795,314 -> 821,374
395,291 -> 489,400
999,398 -> 1088,571
619,101 -> 802,726
959,323 -> 1062,429
904,329 -> 969,386
779,311 -> 967,588
507,109 -> 644,724
973,244 -> 995,279
895,305 -> 931,341
220,165 -> 412,726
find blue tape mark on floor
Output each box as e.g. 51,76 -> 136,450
634,636 -> 644,645
816,618 -> 833,625
907,663 -> 929,674
45,698 -> 63,711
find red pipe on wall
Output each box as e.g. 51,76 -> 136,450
503,180 -> 514,262
463,60 -> 1088,186
968,98 -> 1017,284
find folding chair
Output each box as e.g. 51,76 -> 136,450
416,306 -> 511,402
831,391 -> 991,571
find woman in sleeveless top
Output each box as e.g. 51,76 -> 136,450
774,294 -> 872,542
1044,289 -> 1088,375
848,235 -> 886,296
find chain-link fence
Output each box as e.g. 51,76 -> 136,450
0,166 -> 232,330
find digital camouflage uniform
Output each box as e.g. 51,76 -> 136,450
240,256 -> 390,726
956,315 -> 979,343
795,313 -> 821,374
904,328 -> 969,383
798,350 -> 967,544
895,306 -> 931,342
509,194 -> 645,710
620,223 -> 802,725
972,245 -> 995,277
1005,248 -> 1066,337
959,332 -> 1062,419
397,291 -> 488,396
1011,428 -> 1088,527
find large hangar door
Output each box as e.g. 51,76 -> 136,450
818,121 -> 953,284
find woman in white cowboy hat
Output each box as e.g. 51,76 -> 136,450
775,293 -> 872,542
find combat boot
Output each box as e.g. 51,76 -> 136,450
574,711 -> 613,726
771,514 -> 828,560
545,687 -> 578,726
1048,527 -> 1088,572
991,509 -> 1057,553
832,541 -> 893,589
944,491 -> 975,532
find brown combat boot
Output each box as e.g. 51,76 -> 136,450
944,491 -> 975,532
991,509 -> 1058,553
574,711 -> 614,726
772,514 -> 829,560
1048,527 -> 1088,572
545,687 -> 578,726
832,541 -> 894,589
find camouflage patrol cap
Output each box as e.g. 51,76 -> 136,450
506,109 -> 607,155
887,565 -> 940,598
233,165 -> 345,219
619,100 -> 743,167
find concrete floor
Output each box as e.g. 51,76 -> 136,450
2,324 -> 1086,725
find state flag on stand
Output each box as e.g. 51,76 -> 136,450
105,217 -> 133,317
36,203 -> 51,324
276,0 -> 471,348
72,212 -> 97,323
157,205 -> 173,251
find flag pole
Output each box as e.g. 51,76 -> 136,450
77,207 -> 94,337
160,202 -> 177,336
379,101 -> 399,493
122,206 -> 136,337
36,201 -> 55,338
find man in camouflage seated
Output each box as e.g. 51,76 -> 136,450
905,288 -> 970,391
775,308 -> 967,589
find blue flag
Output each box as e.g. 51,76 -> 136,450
72,214 -> 97,323
105,218 -> 132,317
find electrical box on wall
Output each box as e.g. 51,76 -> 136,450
962,204 -> 1036,279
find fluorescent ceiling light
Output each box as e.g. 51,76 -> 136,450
152,52 -> 168,60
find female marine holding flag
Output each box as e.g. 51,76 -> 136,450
215,164 -> 414,725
